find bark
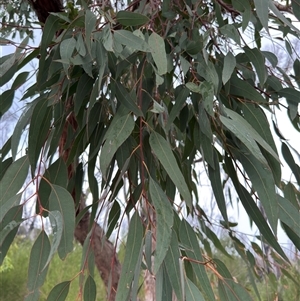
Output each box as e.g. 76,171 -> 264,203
74,204 -> 121,300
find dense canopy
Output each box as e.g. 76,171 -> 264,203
0,1 -> 300,300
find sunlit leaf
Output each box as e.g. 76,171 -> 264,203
149,32 -> 167,75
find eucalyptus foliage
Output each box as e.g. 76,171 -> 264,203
1,0 -> 300,300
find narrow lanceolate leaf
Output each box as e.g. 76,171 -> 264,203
222,52 -> 236,84
185,278 -> 205,301
100,113 -> 135,179
163,230 -> 183,301
149,132 -> 192,209
221,108 -> 280,164
179,220 -> 215,301
229,75 -> 266,103
244,46 -> 267,85
242,103 -> 281,185
225,155 -> 288,261
208,150 -> 228,222
0,205 -> 23,265
253,0 -> 269,32
149,178 -> 174,273
0,156 -> 29,205
149,32 -> 167,75
218,278 -> 254,301
46,281 -> 71,301
116,11 -> 149,26
85,10 -> 97,53
49,185 -> 75,259
237,151 -> 278,234
26,231 -> 51,301
277,195 -> 300,238
43,211 -> 63,269
116,212 -> 143,301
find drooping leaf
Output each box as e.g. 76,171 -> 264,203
0,156 -> 29,205
100,113 -> 135,179
163,230 -> 183,301
253,0 -> 269,32
0,205 -> 23,265
149,178 -> 174,273
179,220 -> 215,301
26,231 -> 51,301
185,278 -> 206,301
222,52 -> 236,84
149,32 -> 167,75
236,151 -> 278,234
49,185 -> 75,259
149,131 -> 192,209
208,149 -> 228,222
115,212 -> 144,301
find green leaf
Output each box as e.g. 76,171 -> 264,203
149,32 -> 167,75
26,231 -> 50,301
208,150 -> 228,222
219,278 -> 254,301
237,151 -> 278,234
46,281 -> 71,301
115,82 -> 143,116
222,52 -> 236,84
277,195 -> 300,238
84,275 -> 97,301
28,97 -> 52,173
0,194 -> 22,222
244,47 -> 266,85
226,156 -> 288,260
220,24 -> 241,45
49,185 -> 75,259
179,220 -> 215,301
0,89 -> 14,117
277,87 -> 300,105
0,156 -> 29,205
106,201 -> 121,239
85,10 -> 97,53
116,11 -> 149,26
43,211 -> 64,269
149,178 -> 174,273
0,205 -> 23,265
166,87 -> 190,130
253,0 -> 269,32
149,132 -> 192,209
185,278 -> 206,301
114,30 -> 149,52
221,108 -> 280,164
281,142 -> 300,186
292,0 -> 300,22
163,230 -> 183,301
100,113 -> 135,179
229,75 -> 266,103
115,212 -> 143,301
242,103 -> 281,185
12,71 -> 29,90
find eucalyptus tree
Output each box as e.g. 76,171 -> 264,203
1,1 -> 300,301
